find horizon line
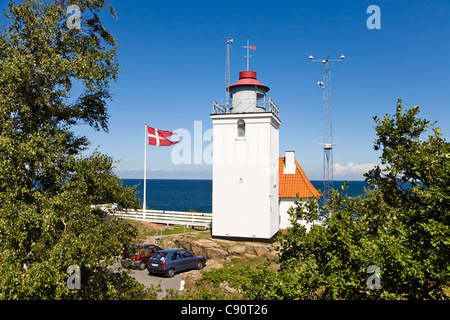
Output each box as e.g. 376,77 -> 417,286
119,178 -> 368,182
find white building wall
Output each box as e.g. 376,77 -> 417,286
211,113 -> 280,239
269,118 -> 279,236
279,198 -> 320,231
279,198 -> 297,229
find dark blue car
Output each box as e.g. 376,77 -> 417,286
147,248 -> 206,278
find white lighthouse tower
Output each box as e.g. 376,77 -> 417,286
211,70 -> 281,240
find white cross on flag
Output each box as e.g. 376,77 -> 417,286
146,125 -> 179,146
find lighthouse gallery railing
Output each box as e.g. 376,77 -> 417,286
212,97 -> 279,119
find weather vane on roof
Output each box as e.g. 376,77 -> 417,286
242,39 -> 256,71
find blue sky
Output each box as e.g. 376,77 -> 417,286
2,0 -> 449,180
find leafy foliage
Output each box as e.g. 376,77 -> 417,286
0,0 -> 153,299
244,100 -> 450,300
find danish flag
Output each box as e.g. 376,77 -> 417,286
146,125 -> 179,146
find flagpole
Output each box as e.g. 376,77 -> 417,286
143,124 -> 147,219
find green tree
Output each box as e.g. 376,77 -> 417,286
0,0 -> 152,299
245,100 -> 449,300
364,100 -> 450,298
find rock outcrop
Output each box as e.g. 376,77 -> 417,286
160,234 -> 278,261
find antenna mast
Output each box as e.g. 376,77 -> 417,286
242,39 -> 255,71
225,37 -> 233,112
309,52 -> 345,202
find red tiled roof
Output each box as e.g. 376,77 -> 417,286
279,157 -> 320,198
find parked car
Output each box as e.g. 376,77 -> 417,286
147,248 -> 206,278
121,244 -> 163,270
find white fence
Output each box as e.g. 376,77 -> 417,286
114,209 -> 212,229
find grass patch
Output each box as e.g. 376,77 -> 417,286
226,254 -> 279,271
177,253 -> 280,300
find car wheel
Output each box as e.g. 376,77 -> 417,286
196,261 -> 204,270
165,268 -> 175,278
138,261 -> 146,270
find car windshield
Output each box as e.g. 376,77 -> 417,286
150,246 -> 160,252
152,252 -> 167,260
126,246 -> 150,256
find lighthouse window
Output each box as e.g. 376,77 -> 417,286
237,120 -> 245,137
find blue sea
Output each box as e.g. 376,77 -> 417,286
122,179 -> 369,213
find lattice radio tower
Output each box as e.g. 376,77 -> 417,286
309,53 -> 345,201
225,37 -> 233,112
